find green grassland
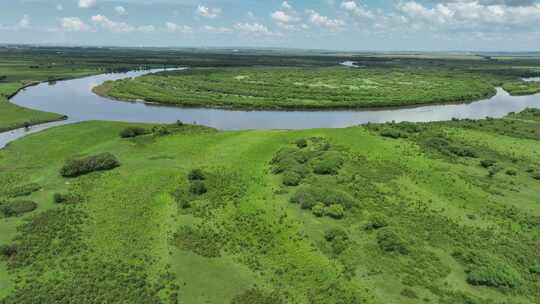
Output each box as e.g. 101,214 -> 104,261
1,109 -> 539,303
95,65 -> 540,110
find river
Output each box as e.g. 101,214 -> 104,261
1,68 -> 539,148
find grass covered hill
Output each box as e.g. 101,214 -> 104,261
1,110 -> 539,303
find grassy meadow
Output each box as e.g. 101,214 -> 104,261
95,64 -> 540,110
0,109 -> 539,303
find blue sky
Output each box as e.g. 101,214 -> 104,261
1,0 -> 540,51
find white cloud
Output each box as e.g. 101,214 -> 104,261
56,4 -> 63,11
91,15 -> 132,33
307,10 -> 344,31
234,22 -> 279,36
79,0 -> 96,9
115,6 -> 128,16
202,25 -> 232,34
17,15 -> 31,29
271,11 -> 300,23
196,5 -> 221,19
282,1 -> 292,9
165,22 -> 193,33
341,1 -> 374,19
60,17 -> 89,31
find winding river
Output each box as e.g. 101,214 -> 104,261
1,67 -> 540,149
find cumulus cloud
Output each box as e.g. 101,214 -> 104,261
17,15 -> 31,29
201,25 -> 232,33
196,5 -> 221,19
79,0 -> 96,9
341,1 -> 374,18
307,10 -> 345,31
165,22 -> 193,33
282,1 -> 292,9
60,17 -> 89,31
234,22 -> 279,36
271,11 -> 300,23
115,6 -> 128,16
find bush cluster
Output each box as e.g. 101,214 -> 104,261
60,153 -> 120,177
0,200 -> 37,217
270,146 -> 309,187
453,250 -> 522,289
313,151 -> 344,175
290,186 -> 354,219
187,169 -> 208,195
1,183 -> 41,198
53,193 -> 83,204
365,213 -> 389,230
119,126 -> 148,138
376,227 -> 408,254
422,136 -> 478,158
324,227 -> 350,255
231,288 -> 284,304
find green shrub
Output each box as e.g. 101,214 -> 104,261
152,125 -> 170,136
188,169 -> 206,181
189,181 -> 207,195
529,265 -> 540,275
1,183 -> 41,198
532,172 -> 540,180
505,169 -> 517,176
324,227 -> 348,242
376,228 -> 408,254
1,200 -> 38,217
313,151 -> 344,175
282,171 -> 302,186
290,186 -> 355,210
480,159 -> 497,168
295,138 -> 308,149
380,128 -> 407,139
312,203 -> 326,217
453,251 -> 522,289
326,204 -> 345,219
0,244 -> 17,258
449,145 -> 478,158
60,153 -> 120,177
119,127 -> 147,138
53,193 -> 82,204
231,288 -> 284,304
365,213 -> 389,230
176,120 -> 184,126
400,288 -> 418,299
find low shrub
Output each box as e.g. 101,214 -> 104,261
313,151 -> 344,175
453,250 -> 522,289
290,186 -> 355,210
449,145 -> 478,158
326,204 -> 345,219
188,169 -> 206,181
480,159 -> 497,168
365,213 -> 389,230
380,128 -> 407,139
312,203 -> 325,217
376,228 -> 408,254
231,288 -> 284,304
532,172 -> 540,180
189,181 -> 207,195
505,169 -> 517,176
60,153 -> 120,177
282,171 -> 302,186
119,127 -> 147,138
0,244 -> 17,258
324,227 -> 350,255
53,193 -> 82,204
1,183 -> 41,198
176,120 -> 184,127
152,125 -> 170,136
400,288 -> 418,299
1,200 -> 38,217
529,265 -> 540,275
295,138 -> 308,149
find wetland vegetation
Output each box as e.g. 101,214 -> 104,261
1,47 -> 540,303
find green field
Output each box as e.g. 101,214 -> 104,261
95,64 -> 540,110
1,108 -> 539,303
